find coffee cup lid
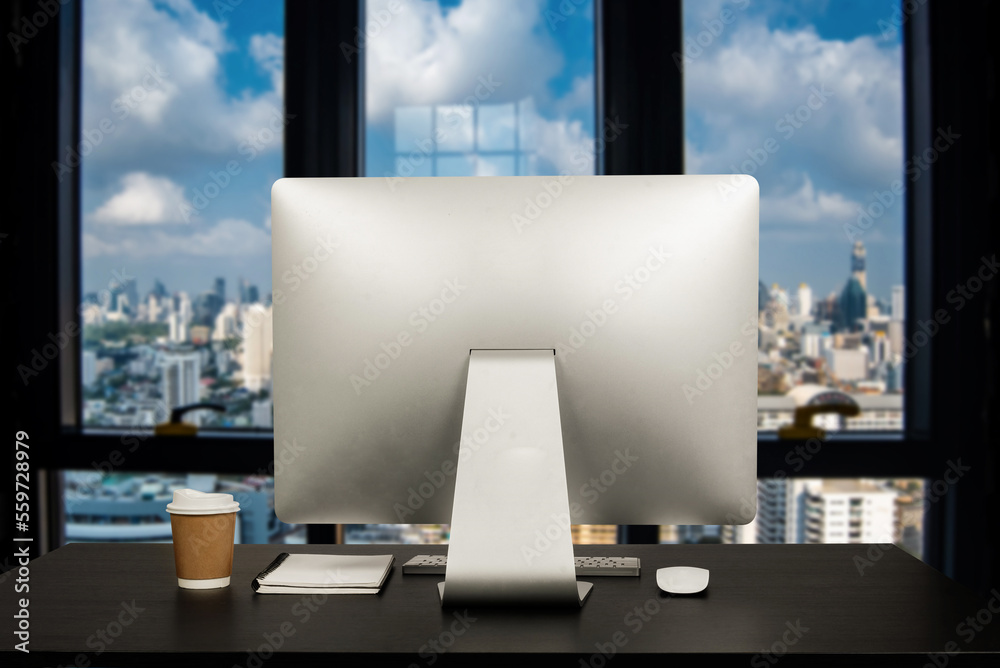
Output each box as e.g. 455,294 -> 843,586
166,488 -> 240,515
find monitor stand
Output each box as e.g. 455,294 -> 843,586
439,349 -> 593,607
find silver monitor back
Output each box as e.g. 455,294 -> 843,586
271,175 -> 758,526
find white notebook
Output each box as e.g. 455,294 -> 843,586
251,553 -> 394,594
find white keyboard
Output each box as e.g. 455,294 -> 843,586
402,554 -> 640,576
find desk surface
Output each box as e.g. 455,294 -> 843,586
3,542 -> 999,666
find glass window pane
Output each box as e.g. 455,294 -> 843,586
682,0 -> 906,432
663,478 -> 926,561
365,0 -> 596,180
62,471 -> 303,545
80,0 -> 283,431
477,103 -> 517,151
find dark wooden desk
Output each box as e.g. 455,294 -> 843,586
3,543 -> 999,666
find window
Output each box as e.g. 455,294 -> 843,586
79,0 -> 283,431
20,0 -> 994,590
682,0 -> 906,426
62,0 -> 293,547
664,0 -> 926,559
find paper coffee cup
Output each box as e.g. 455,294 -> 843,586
167,489 -> 240,589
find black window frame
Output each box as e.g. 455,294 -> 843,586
7,0 -> 997,595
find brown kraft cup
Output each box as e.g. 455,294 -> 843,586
166,489 -> 241,589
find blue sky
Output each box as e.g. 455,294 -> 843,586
81,0 -> 903,307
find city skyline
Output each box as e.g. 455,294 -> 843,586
80,0 -> 905,311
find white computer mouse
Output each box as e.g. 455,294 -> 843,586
656,566 -> 710,594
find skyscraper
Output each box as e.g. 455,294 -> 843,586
168,312 -> 188,343
214,277 -> 226,305
851,240 -> 867,290
82,350 -> 97,387
839,242 -> 868,332
242,304 -> 273,392
839,277 -> 867,332
797,283 -> 813,317
160,350 -> 201,424
892,285 -> 905,321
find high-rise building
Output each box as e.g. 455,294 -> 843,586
871,332 -> 891,366
82,350 -> 97,387
194,292 -> 222,326
242,304 -> 273,392
147,294 -> 162,323
176,291 -> 192,322
851,240 -> 867,290
793,479 -> 897,544
214,277 -> 226,304
213,303 -> 238,341
756,479 -> 897,545
797,283 -> 812,318
754,479 -> 788,543
892,285 -> 905,321
125,279 -> 139,318
839,277 -> 867,332
168,312 -> 188,343
160,350 -> 202,424
238,279 -> 260,305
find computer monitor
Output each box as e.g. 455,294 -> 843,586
271,174 -> 758,605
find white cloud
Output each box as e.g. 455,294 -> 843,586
761,174 -> 859,226
92,172 -> 191,224
685,23 -> 903,194
83,218 -> 270,258
81,0 -> 283,169
250,33 -> 284,94
365,0 -> 564,125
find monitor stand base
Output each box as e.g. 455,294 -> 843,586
437,581 -> 593,605
440,349 -> 592,607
